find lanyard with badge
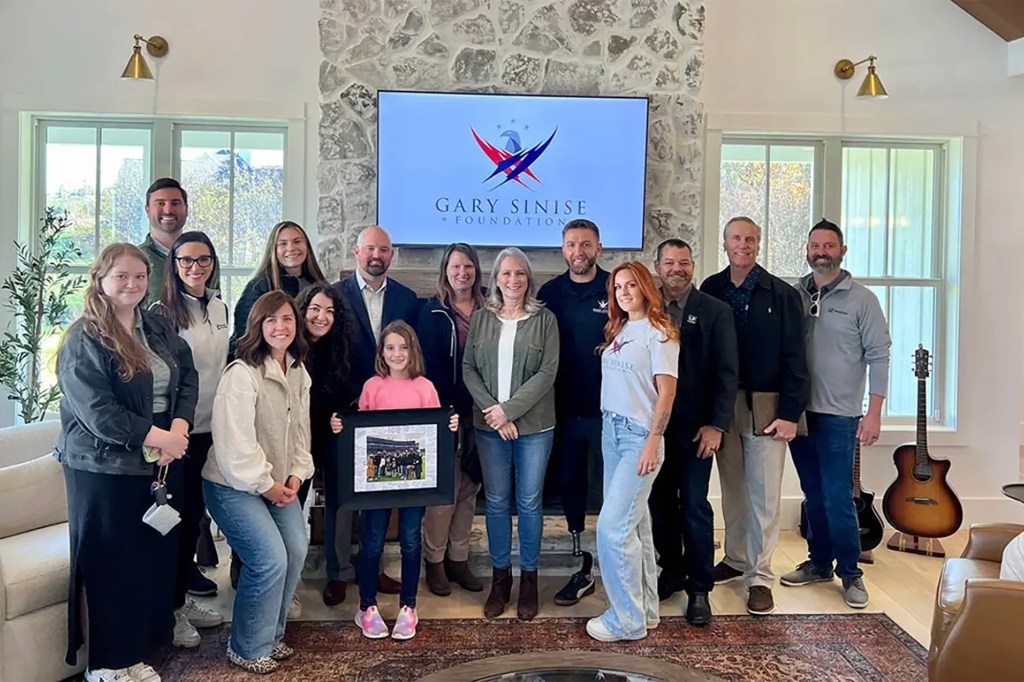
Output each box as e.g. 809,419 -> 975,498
142,464 -> 181,535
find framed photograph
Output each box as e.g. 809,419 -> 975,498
336,407 -> 457,511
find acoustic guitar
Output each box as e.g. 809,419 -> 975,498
881,346 -> 963,541
798,438 -> 884,552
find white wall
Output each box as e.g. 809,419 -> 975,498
1,0 -> 1021,526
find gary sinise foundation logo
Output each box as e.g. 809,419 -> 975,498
471,123 -> 557,191
433,120 -> 585,227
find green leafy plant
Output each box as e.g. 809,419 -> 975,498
0,208 -> 83,422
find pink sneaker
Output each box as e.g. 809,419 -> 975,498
355,605 -> 389,639
391,605 -> 418,640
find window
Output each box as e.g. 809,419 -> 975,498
36,118 -> 288,314
718,141 -> 822,278
714,136 -> 955,425
841,144 -> 944,420
174,126 -> 286,309
34,117 -> 289,413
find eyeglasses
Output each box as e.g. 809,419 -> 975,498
809,289 -> 821,318
175,255 -> 215,268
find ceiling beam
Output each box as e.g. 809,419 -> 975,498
952,0 -> 1024,42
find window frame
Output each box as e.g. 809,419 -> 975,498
705,129 -> 964,440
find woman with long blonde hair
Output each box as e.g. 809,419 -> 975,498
232,221 -> 328,342
587,261 -> 679,643
57,243 -> 198,682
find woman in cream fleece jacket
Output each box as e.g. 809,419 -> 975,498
202,290 -> 313,675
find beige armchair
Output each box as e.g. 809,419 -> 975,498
0,420 -> 84,682
929,522 -> 1024,681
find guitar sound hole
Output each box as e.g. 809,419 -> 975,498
912,469 -> 933,483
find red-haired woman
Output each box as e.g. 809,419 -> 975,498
587,261 -> 679,643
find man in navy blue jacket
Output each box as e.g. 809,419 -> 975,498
332,225 -> 421,596
334,225 -> 421,389
537,218 -> 609,607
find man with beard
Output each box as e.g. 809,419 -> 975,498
780,219 -> 890,609
700,216 -> 807,616
139,178 -> 219,301
649,239 -> 737,625
335,225 -> 421,388
537,218 -> 609,606
138,177 -> 221,598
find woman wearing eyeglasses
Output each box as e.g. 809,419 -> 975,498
152,231 -> 229,648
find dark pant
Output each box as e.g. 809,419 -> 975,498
173,430 -> 212,608
358,506 -> 425,609
789,412 -> 863,579
554,416 -> 603,533
649,430 -> 715,594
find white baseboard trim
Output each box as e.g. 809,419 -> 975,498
709,496 -> 1024,530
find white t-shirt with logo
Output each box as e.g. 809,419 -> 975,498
600,318 -> 679,426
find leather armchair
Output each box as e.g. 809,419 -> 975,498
929,523 -> 1024,681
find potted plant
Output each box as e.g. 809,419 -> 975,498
0,208 -> 83,423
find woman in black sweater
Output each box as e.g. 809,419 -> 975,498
294,284 -> 360,606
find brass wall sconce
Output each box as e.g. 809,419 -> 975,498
834,55 -> 888,99
121,34 -> 169,80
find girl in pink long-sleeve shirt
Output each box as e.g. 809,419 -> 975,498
354,321 -> 457,641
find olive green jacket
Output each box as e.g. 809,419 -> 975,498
462,307 -> 559,435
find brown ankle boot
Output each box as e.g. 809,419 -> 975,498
517,569 -> 539,621
425,560 -> 451,596
446,559 -> 484,592
484,567 -> 512,618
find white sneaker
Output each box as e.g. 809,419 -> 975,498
172,609 -> 201,648
287,593 -> 302,620
127,662 -> 161,682
180,597 -> 224,628
85,670 -> 133,682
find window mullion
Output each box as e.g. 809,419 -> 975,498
228,131 -> 236,269
94,126 -> 102,255
763,144 -> 771,257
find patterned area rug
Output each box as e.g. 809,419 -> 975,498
152,614 -> 927,681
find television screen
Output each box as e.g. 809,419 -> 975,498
376,90 -> 649,249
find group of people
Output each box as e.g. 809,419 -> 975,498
55,175 -> 892,681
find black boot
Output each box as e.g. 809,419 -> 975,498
484,567 -> 512,618
686,592 -> 712,626
517,570 -> 539,621
446,559 -> 484,592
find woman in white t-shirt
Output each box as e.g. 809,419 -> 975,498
587,261 -> 679,643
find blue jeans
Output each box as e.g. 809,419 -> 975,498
358,506 -> 425,609
476,428 -> 554,571
203,480 -> 307,660
789,412 -> 863,579
597,411 -> 662,639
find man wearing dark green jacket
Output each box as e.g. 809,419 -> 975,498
139,178 -> 219,301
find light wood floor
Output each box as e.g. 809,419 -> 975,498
201,528 -> 963,648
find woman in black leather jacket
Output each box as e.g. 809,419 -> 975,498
57,243 -> 197,682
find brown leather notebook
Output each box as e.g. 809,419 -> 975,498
751,392 -> 808,437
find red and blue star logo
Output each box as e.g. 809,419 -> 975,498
609,338 -> 634,355
471,124 -> 557,191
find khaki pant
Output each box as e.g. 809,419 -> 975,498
423,427 -> 482,563
716,392 -> 787,588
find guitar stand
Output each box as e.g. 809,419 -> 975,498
886,532 -> 946,558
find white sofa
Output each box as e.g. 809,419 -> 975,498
0,420 -> 84,682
